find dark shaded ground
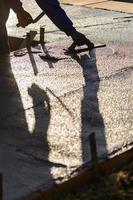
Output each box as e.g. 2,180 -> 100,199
50,160 -> 133,200
0,55 -> 54,200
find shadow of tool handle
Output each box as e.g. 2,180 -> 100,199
89,133 -> 100,180
89,132 -> 98,165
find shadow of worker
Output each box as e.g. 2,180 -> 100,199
28,83 -> 66,185
70,49 -> 107,167
0,54 -> 30,199
0,55 -> 54,199
0,54 -> 29,132
28,83 -> 50,151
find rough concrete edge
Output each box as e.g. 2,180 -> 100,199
60,2 -> 133,14
24,147 -> 133,200
83,5 -> 133,14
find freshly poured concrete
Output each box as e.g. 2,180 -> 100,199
0,2 -> 133,200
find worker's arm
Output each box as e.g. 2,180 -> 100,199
7,0 -> 33,27
35,0 -> 94,48
7,0 -> 22,13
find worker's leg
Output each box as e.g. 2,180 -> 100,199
35,0 -> 94,48
0,2 -> 10,54
36,0 -> 76,36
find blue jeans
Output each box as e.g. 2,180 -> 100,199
36,0 -> 76,36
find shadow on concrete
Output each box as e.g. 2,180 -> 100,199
28,49 -> 38,75
41,43 -> 54,68
0,55 -> 54,199
70,50 -> 107,166
28,83 -> 51,160
0,55 -> 27,130
28,83 -> 50,138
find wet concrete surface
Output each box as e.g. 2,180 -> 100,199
0,3 -> 133,200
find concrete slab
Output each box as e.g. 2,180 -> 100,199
60,0 -> 103,5
61,0 -> 133,13
1,3 -> 133,200
0,41 -> 133,200
86,1 -> 133,14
